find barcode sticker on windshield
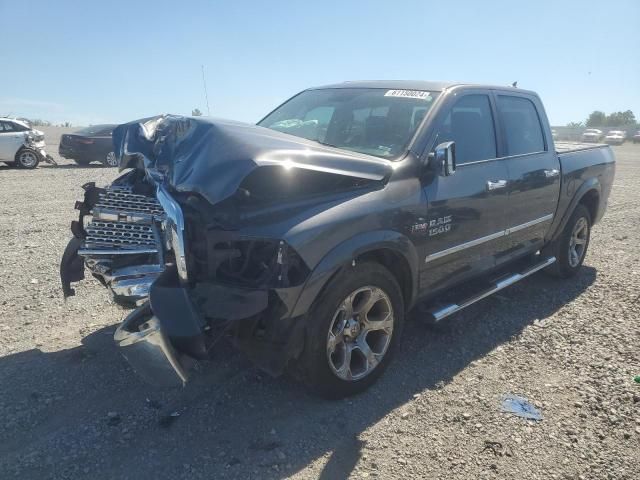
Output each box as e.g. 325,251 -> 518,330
384,90 -> 432,101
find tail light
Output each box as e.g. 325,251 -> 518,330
78,138 -> 95,145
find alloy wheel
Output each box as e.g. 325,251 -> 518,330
568,217 -> 588,267
19,151 -> 38,168
105,152 -> 118,167
327,286 -> 394,381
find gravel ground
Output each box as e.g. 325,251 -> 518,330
0,133 -> 638,480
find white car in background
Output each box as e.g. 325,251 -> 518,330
581,128 -> 604,143
0,118 -> 51,169
603,130 -> 626,146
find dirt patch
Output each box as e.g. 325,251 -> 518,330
0,138 -> 638,479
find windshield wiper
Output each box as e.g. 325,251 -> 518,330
314,139 -> 340,149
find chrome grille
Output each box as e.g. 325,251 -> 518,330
77,183 -> 166,302
85,221 -> 157,249
95,188 -> 164,216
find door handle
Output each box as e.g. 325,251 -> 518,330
487,180 -> 507,191
544,169 -> 560,178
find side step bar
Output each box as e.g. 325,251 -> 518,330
427,256 -> 556,322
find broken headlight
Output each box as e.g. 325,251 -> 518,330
191,236 -> 310,289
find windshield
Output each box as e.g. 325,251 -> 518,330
258,88 -> 439,159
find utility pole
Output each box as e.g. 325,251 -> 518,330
201,65 -> 211,116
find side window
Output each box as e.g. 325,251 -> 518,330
11,122 -> 29,132
436,94 -> 497,164
0,121 -> 15,132
497,96 -> 545,155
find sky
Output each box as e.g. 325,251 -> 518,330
1,0 -> 638,126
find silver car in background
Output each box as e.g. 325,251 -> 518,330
604,130 -> 626,145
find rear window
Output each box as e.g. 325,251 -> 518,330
497,96 -> 545,156
11,122 -> 30,132
75,124 -> 114,136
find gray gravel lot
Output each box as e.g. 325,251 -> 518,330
0,131 -> 639,479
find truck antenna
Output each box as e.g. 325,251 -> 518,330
201,65 -> 211,116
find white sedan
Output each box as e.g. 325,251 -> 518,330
0,118 -> 48,169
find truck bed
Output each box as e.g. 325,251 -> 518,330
554,141 -> 608,154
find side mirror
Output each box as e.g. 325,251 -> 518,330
434,141 -> 456,176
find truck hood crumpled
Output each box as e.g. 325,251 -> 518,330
113,114 -> 392,206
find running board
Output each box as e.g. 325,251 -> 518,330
427,256 -> 556,322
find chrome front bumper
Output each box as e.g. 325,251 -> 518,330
114,303 -> 189,387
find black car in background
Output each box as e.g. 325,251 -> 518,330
59,124 -> 118,166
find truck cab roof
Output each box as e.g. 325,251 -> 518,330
309,80 -> 538,96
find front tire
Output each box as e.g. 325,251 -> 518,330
298,262 -> 404,399
544,204 -> 591,278
15,149 -> 40,169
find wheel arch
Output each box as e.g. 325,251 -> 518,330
290,230 -> 419,319
548,179 -> 601,243
578,189 -> 600,224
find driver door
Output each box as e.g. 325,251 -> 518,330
418,92 -> 511,293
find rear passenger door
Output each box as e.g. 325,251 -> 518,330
494,93 -> 561,264
419,92 -> 511,293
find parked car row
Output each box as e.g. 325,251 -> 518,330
580,128 -> 639,145
0,119 -> 119,169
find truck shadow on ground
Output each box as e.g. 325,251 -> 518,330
0,267 -> 596,479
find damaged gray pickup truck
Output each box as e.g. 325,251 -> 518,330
60,81 -> 615,398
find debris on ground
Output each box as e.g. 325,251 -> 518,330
482,440 -> 513,457
158,411 -> 180,428
106,412 -> 121,426
500,394 -> 543,421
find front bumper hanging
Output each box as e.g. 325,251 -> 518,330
114,303 -> 189,387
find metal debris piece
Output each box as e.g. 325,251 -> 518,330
482,440 -> 512,457
500,394 -> 542,421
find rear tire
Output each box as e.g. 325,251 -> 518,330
103,151 -> 118,167
297,262 -> 404,399
15,149 -> 40,169
543,204 -> 591,278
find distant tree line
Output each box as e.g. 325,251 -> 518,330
14,118 -> 73,127
567,110 -> 637,128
